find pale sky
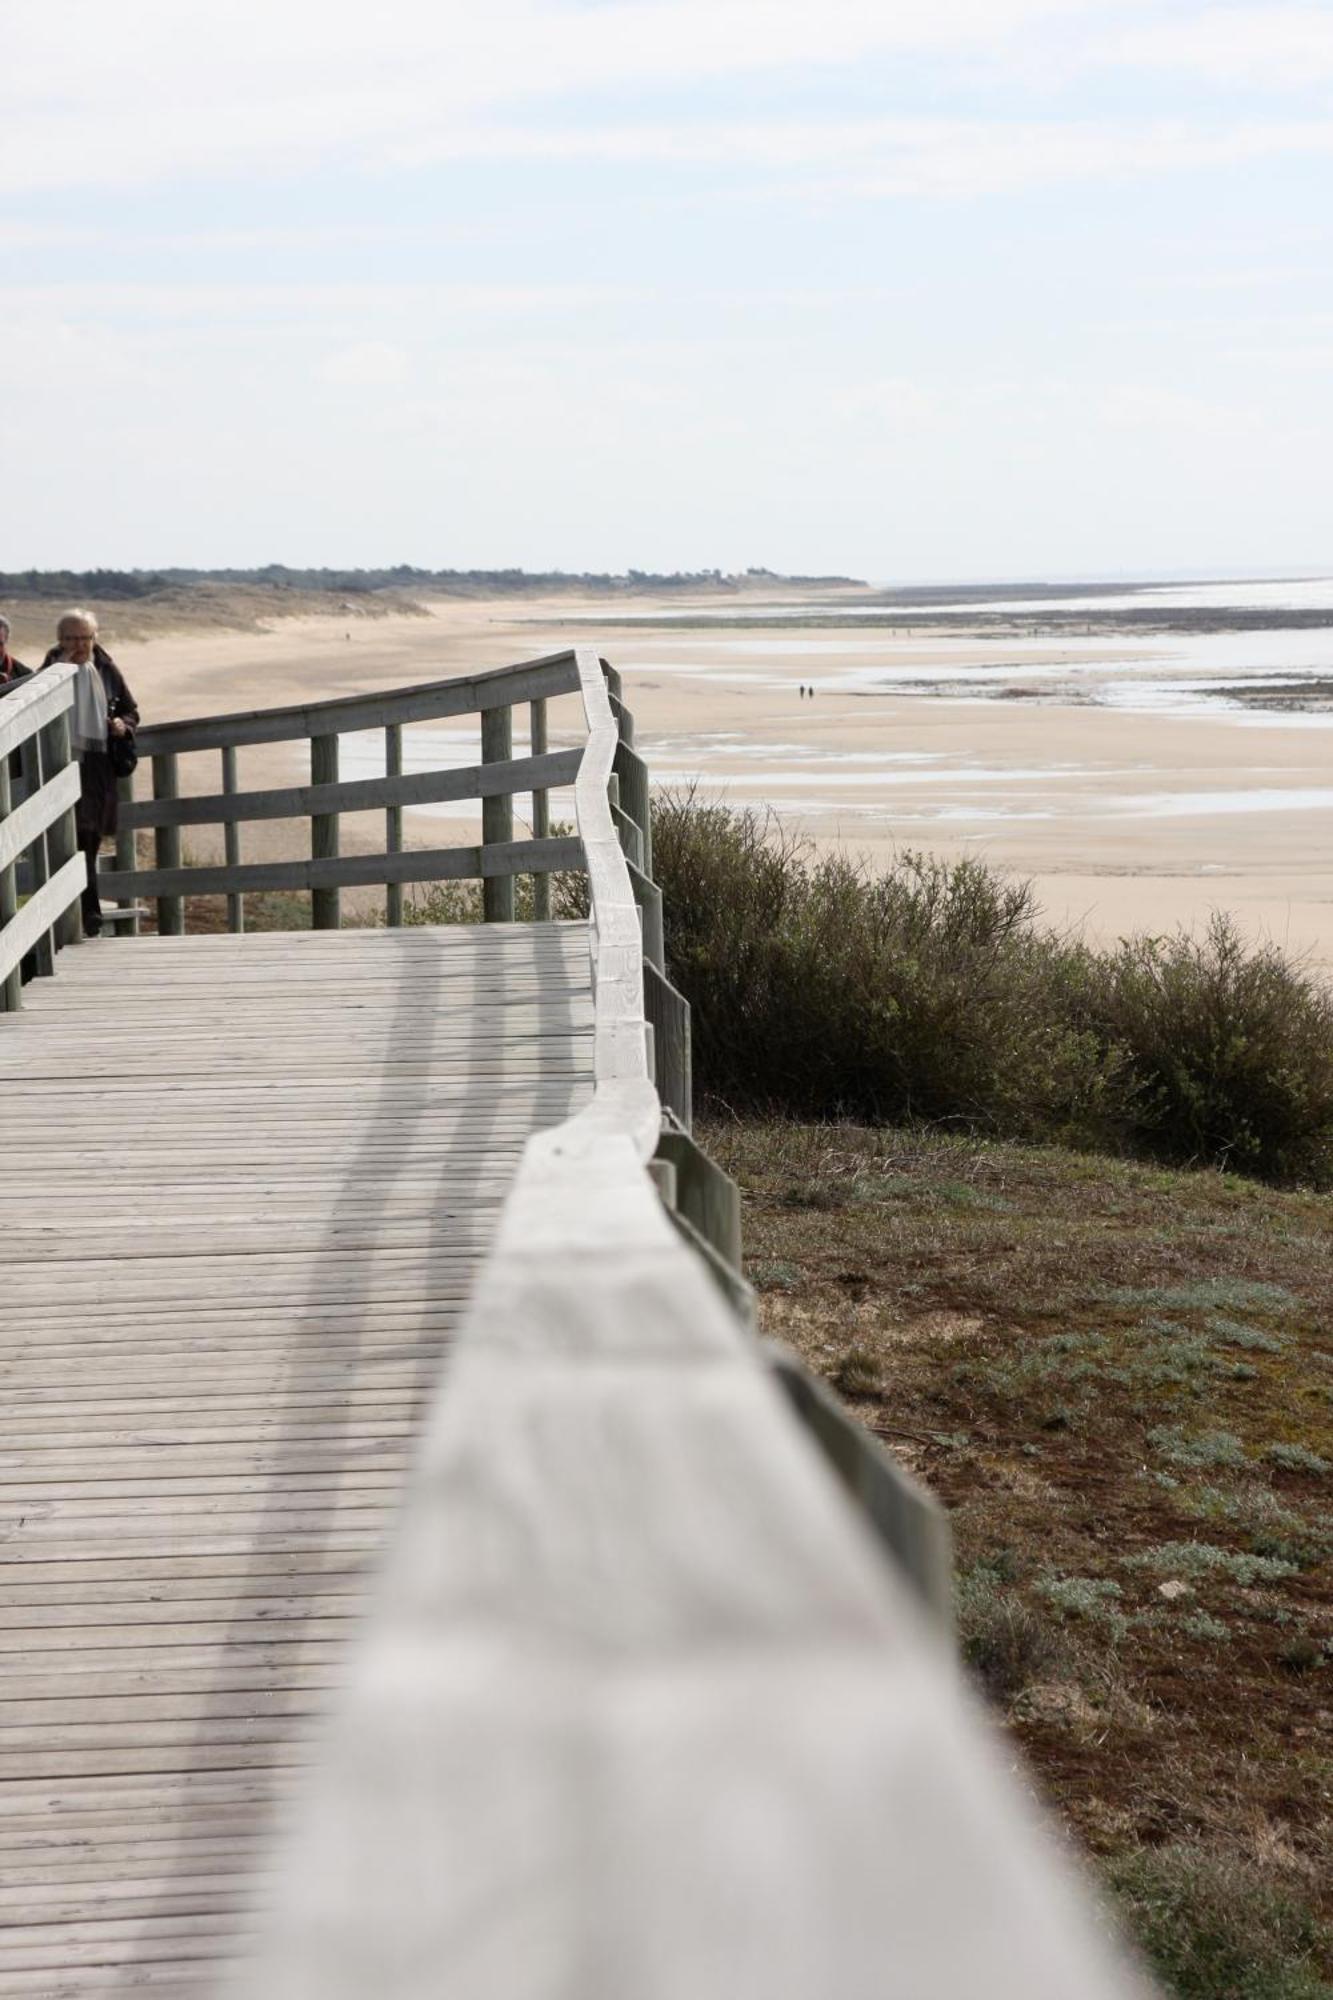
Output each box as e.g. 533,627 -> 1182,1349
3,0 -> 1331,579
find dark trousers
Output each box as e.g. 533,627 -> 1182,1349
79,827 -> 103,935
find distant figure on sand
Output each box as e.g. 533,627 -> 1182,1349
41,611 -> 139,938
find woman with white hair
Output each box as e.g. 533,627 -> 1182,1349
41,610 -> 139,937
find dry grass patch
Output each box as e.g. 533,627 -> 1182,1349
706,1117 -> 1333,1997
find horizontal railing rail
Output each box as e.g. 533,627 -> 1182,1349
114,835 -> 584,906
0,663 -> 84,1009
121,746 -> 584,830
134,651 -> 583,757
247,647 -> 1147,2000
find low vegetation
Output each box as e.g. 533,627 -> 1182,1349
654,796 -> 1333,1187
708,1118 -> 1333,1997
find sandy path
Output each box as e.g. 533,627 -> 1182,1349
103,594 -> 1333,974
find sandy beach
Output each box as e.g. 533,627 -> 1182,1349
43,586 -> 1333,977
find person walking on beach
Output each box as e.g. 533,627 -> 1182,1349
41,610 -> 139,938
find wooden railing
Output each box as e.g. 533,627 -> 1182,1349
115,650 -> 615,933
2,647 -> 1144,1993
0,663 -> 85,1011
242,648 -> 1147,2000
112,648 -> 685,1116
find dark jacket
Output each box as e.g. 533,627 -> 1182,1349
40,644 -> 141,840
2,655 -> 33,778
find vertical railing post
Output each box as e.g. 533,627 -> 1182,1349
629,863 -> 665,972
42,710 -> 82,951
222,745 -> 244,934
153,752 -> 184,936
481,705 -> 514,923
529,697 -> 550,922
614,740 -> 653,881
18,734 -> 54,978
114,776 -> 135,882
0,759 -> 20,1012
385,724 -> 403,929
311,733 -> 340,930
106,771 -> 141,936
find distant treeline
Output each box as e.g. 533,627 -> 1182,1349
0,569 -> 172,601
0,564 -> 861,600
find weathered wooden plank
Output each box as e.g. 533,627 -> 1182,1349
152,750 -> 184,936
0,758 -> 81,874
121,747 -> 583,830
384,721 -> 403,928
0,904 -> 599,1994
0,851 -> 87,988
0,756 -> 20,1012
530,695 -> 552,920
309,731 -> 340,929
103,832 -> 583,902
222,742 -> 243,933
0,660 -> 76,759
480,703 -> 514,921
135,651 -> 581,754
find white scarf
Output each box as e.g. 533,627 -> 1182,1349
70,660 -> 109,756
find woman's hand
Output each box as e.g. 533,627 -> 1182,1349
110,717 -> 129,738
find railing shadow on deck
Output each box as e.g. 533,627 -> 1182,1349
103,920 -> 591,1988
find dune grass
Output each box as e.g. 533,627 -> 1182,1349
709,1116 -> 1333,1998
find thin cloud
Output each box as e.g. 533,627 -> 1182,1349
0,0 -> 1115,196
1095,6 -> 1333,87
399,113 -> 1333,198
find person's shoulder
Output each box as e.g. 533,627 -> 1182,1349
95,645 -> 128,681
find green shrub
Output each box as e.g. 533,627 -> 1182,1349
650,796 -> 1333,1187
1075,917 -> 1333,1184
956,1566 -> 1065,1701
652,796 -> 1127,1140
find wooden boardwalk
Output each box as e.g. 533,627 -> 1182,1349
0,922 -> 594,1996
1,651 -> 1147,2000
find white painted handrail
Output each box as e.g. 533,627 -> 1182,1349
0,660 -> 78,761
0,664 -> 84,1001
247,652 -> 1150,1998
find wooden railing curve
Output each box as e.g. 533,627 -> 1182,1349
0,662 -> 85,1009
240,647 -> 1149,2000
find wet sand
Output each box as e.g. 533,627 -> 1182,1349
106,592 -> 1333,975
